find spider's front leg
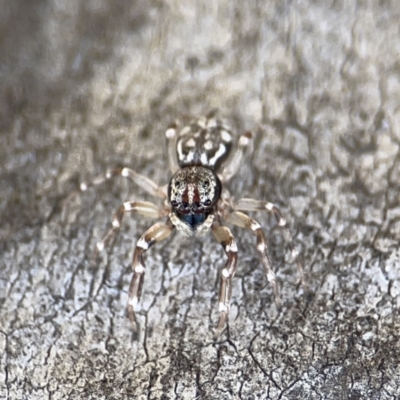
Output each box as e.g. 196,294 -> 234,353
92,200 -> 162,264
128,219 -> 175,331
211,220 -> 238,338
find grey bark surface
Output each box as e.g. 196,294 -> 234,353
1,1 -> 400,399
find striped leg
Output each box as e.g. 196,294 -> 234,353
91,201 -> 161,264
234,198 -> 305,287
62,167 -> 167,210
226,211 -> 281,309
211,221 -> 238,338
117,167 -> 167,199
128,220 -> 175,331
218,131 -> 252,183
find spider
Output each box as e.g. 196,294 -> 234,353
71,111 -> 304,337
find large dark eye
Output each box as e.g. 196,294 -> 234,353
171,200 -> 178,207
181,202 -> 189,209
204,199 -> 212,206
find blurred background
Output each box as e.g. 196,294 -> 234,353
1,1 -> 400,399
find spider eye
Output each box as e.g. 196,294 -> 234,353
171,200 -> 178,207
181,202 -> 189,209
204,199 -> 212,206
194,202 -> 203,211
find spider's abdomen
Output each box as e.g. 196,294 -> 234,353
176,115 -> 233,171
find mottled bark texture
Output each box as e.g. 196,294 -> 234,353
1,1 -> 400,399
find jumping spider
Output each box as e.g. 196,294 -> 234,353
71,112 -> 304,337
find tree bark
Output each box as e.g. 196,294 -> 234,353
1,1 -> 399,399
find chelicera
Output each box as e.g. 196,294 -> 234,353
72,111 -> 304,337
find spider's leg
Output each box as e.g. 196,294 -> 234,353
92,201 -> 161,264
217,131 -> 252,183
107,167 -> 167,199
234,198 -> 305,287
211,221 -> 238,338
165,122 -> 180,174
128,219 -> 175,331
225,211 -> 281,309
64,167 -> 167,207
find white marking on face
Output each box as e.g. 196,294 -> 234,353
188,183 -> 195,203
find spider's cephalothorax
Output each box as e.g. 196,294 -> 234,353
168,166 -> 221,236
73,112 -> 305,338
